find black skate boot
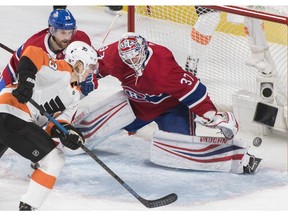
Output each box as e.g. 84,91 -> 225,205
19,201 -> 34,211
243,154 -> 262,174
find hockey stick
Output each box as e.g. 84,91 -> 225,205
0,43 -> 14,54
28,98 -> 178,208
97,12 -> 122,50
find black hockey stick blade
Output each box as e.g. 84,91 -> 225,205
79,144 -> 178,208
139,193 -> 178,208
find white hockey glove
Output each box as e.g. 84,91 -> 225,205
195,111 -> 239,140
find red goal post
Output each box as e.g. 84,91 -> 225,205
127,5 -> 288,134
203,6 -> 288,24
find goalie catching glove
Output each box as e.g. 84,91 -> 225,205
195,111 -> 239,140
51,123 -> 85,150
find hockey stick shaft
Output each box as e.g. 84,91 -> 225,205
0,43 -> 14,54
97,12 -> 122,50
28,98 -> 177,208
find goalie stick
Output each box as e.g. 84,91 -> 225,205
28,98 -> 178,208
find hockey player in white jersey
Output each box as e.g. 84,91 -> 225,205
0,41 -> 98,210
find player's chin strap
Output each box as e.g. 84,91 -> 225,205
28,98 -> 177,208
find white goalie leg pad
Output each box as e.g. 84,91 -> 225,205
150,130 -> 250,174
71,91 -> 136,154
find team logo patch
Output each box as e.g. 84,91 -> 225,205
122,86 -> 170,104
32,150 -> 40,157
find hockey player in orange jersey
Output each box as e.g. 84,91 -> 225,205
0,41 -> 98,210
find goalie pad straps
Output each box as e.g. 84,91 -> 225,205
69,91 -> 136,155
150,130 -> 250,174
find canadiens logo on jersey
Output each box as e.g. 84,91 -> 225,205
123,86 -> 170,104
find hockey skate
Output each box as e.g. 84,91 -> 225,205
243,153 -> 262,174
185,56 -> 199,76
19,201 -> 34,211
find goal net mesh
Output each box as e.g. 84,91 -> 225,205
131,6 -> 287,111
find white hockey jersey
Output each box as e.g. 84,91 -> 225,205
0,46 -> 81,131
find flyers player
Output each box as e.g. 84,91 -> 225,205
0,41 -> 98,210
0,8 -> 97,94
0,8 -> 98,159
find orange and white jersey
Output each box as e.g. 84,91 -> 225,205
0,46 -> 81,127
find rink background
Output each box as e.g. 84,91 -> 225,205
0,5 -> 288,212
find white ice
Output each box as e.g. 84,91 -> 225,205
0,6 -> 288,213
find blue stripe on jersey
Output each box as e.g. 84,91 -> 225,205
16,45 -> 23,59
180,81 -> 207,108
0,76 -> 6,91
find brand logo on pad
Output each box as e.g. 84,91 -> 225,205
200,137 -> 227,144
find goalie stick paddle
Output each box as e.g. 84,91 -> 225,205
28,98 -> 178,208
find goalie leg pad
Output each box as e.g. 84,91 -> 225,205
72,91 -> 136,152
150,130 -> 251,174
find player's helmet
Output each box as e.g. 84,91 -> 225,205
118,32 -> 148,77
48,9 -> 76,30
64,41 -> 98,75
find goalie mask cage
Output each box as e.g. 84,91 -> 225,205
127,5 -> 288,114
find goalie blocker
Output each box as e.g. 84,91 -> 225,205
150,130 -> 262,174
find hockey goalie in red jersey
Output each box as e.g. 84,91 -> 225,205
97,32 -> 237,139
0,8 -> 97,95
73,32 -> 262,174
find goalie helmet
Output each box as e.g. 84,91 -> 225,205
64,41 -> 98,76
118,32 -> 148,77
48,9 -> 76,30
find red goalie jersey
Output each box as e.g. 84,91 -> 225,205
97,41 -> 217,121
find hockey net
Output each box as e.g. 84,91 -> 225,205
127,6 -> 288,115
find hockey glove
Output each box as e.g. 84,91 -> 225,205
80,73 -> 97,96
12,71 -> 35,103
195,111 -> 239,140
51,123 -> 85,150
